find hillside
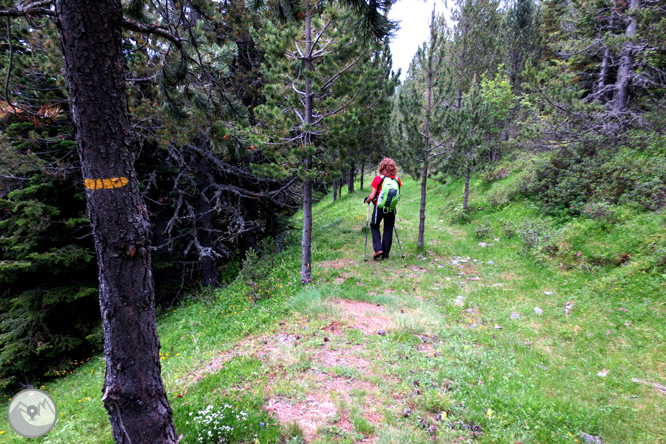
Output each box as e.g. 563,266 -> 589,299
1,170 -> 664,443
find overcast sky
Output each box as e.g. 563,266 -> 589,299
388,0 -> 450,82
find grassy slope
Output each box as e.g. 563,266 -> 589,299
0,172 -> 664,443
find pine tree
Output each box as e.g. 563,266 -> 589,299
449,0 -> 502,108
503,0 -> 542,88
446,73 -> 514,209
328,40 -> 399,196
392,9 -> 452,248
251,0 -> 393,283
0,9 -> 100,388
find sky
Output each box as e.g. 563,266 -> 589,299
388,0 -> 449,82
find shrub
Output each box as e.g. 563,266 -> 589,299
480,167 -> 510,184
487,190 -> 511,210
498,219 -> 517,238
474,219 -> 492,239
517,141 -> 666,216
516,220 -> 553,254
579,202 -> 617,224
446,204 -> 470,224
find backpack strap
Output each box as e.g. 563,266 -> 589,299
373,175 -> 385,204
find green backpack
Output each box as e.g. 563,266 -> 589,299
377,176 -> 400,213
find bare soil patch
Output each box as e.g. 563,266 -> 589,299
320,321 -> 345,337
193,300 -> 397,441
321,259 -> 359,269
334,299 -> 394,335
265,371 -> 382,442
265,396 -> 338,441
313,345 -> 371,372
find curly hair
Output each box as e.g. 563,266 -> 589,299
378,157 -> 398,177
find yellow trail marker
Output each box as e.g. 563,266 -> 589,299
84,177 -> 128,190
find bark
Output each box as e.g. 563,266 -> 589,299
332,179 -> 338,201
347,160 -> 355,194
301,0 -> 313,284
238,198 -> 258,260
301,176 -> 313,284
463,167 -> 471,210
55,0 -> 176,443
418,161 -> 428,249
614,0 -> 641,113
193,141 -> 218,287
597,0 -> 616,101
509,51 -> 519,87
418,62 -> 433,249
360,162 -> 365,190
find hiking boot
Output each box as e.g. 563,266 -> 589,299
373,250 -> 383,260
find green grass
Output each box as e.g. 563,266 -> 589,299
1,171 -> 664,443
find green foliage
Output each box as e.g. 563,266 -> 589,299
444,203 -> 470,225
0,118 -> 100,389
473,219 -> 491,239
241,237 -> 278,303
445,73 -> 515,183
502,0 -> 542,87
515,219 -> 555,255
517,142 -> 666,218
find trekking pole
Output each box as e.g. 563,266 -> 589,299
364,203 -> 370,261
394,225 -> 405,260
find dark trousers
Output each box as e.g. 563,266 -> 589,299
370,206 -> 395,258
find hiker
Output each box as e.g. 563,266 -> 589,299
364,158 -> 402,260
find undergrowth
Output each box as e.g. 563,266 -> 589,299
1,156 -> 664,443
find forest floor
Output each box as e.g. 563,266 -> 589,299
1,174 -> 665,443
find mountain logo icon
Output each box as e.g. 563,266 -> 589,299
7,389 -> 58,438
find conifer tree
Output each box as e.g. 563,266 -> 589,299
448,0 -> 502,108
503,0 -> 542,88
329,40 -> 399,195
251,0 -> 393,283
392,9 -> 452,248
445,73 -> 514,209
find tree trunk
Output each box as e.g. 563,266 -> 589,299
347,160 -> 355,194
597,0 -> 616,102
418,161 -> 428,249
193,141 -> 218,287
463,167 -> 471,210
301,0 -> 313,284
332,179 -> 338,202
302,176 -> 313,284
360,161 -> 365,190
238,199 -> 258,260
55,0 -> 177,443
614,0 -> 640,113
418,58 -> 434,249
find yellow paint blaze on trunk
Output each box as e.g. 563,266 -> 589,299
84,177 -> 128,190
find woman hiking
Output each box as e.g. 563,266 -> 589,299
364,158 -> 402,260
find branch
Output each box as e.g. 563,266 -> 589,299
291,106 -> 306,125
313,88 -> 361,124
291,82 -> 306,97
320,49 -> 367,92
4,17 -> 14,108
121,17 -> 186,49
0,4 -> 186,51
0,5 -> 55,17
311,16 -> 335,52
